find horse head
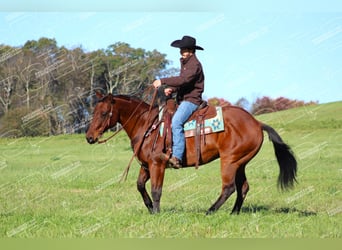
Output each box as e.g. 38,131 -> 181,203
86,91 -> 119,144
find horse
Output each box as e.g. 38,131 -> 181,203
86,92 -> 297,214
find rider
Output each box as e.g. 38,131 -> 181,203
153,35 -> 205,168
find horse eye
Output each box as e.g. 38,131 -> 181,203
101,112 -> 107,117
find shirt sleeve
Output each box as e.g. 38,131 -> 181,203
160,60 -> 200,88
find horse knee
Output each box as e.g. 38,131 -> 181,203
137,167 -> 150,193
137,181 -> 145,192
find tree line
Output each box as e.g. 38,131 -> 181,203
0,37 -> 172,137
0,37 -> 317,137
207,96 -> 317,114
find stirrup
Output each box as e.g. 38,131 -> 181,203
168,156 -> 182,169
159,153 -> 170,162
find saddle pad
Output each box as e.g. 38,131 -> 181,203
184,106 -> 224,138
159,106 -> 224,137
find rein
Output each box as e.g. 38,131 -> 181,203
97,89 -> 154,144
97,100 -> 144,144
120,88 -> 159,181
95,87 -> 159,181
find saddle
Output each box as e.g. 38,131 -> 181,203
154,99 -> 220,168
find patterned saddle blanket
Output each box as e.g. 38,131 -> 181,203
160,106 -> 225,138
184,106 -> 224,137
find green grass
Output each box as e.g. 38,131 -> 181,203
0,102 -> 341,238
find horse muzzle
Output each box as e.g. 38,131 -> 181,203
86,136 -> 98,144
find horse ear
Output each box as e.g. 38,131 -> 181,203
95,91 -> 104,99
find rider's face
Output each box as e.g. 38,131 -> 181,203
180,48 -> 194,59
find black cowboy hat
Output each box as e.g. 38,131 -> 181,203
170,35 -> 204,50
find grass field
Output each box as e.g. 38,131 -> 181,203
0,102 -> 341,238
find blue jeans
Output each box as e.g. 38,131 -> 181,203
172,101 -> 198,160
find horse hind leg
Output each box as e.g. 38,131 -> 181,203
231,164 -> 249,214
206,161 -> 237,215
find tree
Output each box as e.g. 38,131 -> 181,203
251,96 -> 276,115
251,96 -> 318,115
208,97 -> 231,107
0,38 -> 171,137
235,97 -> 250,111
102,43 -> 169,96
0,45 -> 21,115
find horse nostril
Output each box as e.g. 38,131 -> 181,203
87,136 -> 94,144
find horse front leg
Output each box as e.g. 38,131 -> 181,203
149,161 -> 166,214
137,166 -> 153,213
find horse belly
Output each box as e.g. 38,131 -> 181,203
184,133 -> 220,167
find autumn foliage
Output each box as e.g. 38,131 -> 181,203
208,97 -> 231,107
208,96 -> 318,115
251,96 -> 318,115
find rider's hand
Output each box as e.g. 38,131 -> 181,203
152,79 -> 161,88
164,88 -> 173,96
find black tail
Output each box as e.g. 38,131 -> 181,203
262,124 -> 297,190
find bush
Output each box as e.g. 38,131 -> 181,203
0,107 -> 50,137
251,96 -> 318,115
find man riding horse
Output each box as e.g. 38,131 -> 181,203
153,35 -> 205,169
86,36 -> 297,215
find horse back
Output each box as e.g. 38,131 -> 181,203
222,105 -> 261,128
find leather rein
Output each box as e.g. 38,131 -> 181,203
97,88 -> 158,144
96,88 -> 159,181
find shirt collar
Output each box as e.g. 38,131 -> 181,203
180,54 -> 194,64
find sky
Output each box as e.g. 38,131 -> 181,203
1,0 -> 342,104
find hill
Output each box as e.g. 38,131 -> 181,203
256,101 -> 342,130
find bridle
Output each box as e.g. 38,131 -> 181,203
97,96 -> 143,144
94,88 -> 159,181
97,88 -> 158,145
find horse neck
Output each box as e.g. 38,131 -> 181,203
115,97 -> 153,140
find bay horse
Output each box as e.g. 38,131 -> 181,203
86,92 -> 297,214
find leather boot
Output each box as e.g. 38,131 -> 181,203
168,156 -> 182,169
